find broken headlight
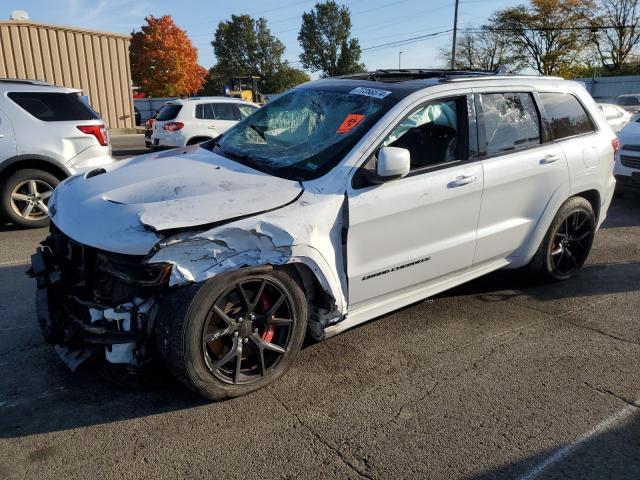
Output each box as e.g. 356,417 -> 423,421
96,253 -> 172,286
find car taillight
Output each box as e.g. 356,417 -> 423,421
77,124 -> 109,146
163,122 -> 184,131
612,138 -> 619,155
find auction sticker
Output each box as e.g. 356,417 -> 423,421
337,114 -> 365,133
349,87 -> 392,99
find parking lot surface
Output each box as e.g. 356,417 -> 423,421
1,137 -> 639,479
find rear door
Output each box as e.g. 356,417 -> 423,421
0,107 -> 17,160
472,89 -> 569,263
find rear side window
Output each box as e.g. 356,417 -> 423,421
156,104 -> 182,121
539,92 -> 595,140
212,103 -> 238,120
195,103 -> 215,120
8,92 -> 99,121
480,92 -> 541,155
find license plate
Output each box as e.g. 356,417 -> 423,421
153,138 -> 159,146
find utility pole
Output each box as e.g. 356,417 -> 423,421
398,51 -> 403,69
450,0 -> 459,69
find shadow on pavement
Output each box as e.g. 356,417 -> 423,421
602,192 -> 640,229
469,414 -> 640,479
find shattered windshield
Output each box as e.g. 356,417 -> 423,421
215,87 -> 392,180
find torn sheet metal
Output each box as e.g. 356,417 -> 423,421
48,148 -> 302,255
150,191 -> 348,315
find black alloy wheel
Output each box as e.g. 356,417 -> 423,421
202,277 -> 295,385
549,210 -> 595,278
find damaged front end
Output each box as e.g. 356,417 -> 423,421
29,224 -> 171,371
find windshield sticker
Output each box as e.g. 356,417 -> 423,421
349,87 -> 392,99
337,114 -> 365,133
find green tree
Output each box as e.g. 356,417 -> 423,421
298,1 -> 365,77
210,14 -> 309,93
491,0 -> 590,75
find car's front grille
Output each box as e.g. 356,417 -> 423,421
622,144 -> 640,152
621,155 -> 640,169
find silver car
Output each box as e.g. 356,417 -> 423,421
0,79 -> 114,227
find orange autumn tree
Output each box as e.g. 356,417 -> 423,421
130,15 -> 206,97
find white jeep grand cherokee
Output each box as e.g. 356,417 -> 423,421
31,70 -> 616,400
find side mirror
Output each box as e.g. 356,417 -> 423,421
376,146 -> 411,180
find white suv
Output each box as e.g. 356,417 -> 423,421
31,70 -> 616,400
150,96 -> 259,148
0,79 -> 113,227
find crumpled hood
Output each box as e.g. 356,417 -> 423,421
50,146 -> 303,255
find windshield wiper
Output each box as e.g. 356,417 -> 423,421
215,145 -> 271,175
249,124 -> 267,140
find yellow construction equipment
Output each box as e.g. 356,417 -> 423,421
227,76 -> 265,104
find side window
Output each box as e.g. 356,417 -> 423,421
380,96 -> 468,171
195,104 -> 204,119
479,92 -> 541,155
212,103 -> 238,121
539,92 -> 596,140
238,104 -> 258,118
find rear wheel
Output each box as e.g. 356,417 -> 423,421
1,169 -> 59,228
529,196 -> 596,281
156,268 -> 307,400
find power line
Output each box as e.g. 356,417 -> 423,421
361,29 -> 454,52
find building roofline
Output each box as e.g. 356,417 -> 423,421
0,20 -> 130,40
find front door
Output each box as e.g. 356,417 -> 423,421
346,95 -> 484,308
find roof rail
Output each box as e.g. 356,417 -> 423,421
0,78 -> 53,86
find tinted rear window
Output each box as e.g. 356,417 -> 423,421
156,104 -> 182,121
539,92 -> 595,139
8,92 -> 99,121
617,96 -> 640,106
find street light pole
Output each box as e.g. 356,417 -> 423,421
450,0 -> 459,69
398,51 -> 403,69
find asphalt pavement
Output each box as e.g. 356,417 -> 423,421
1,136 -> 639,479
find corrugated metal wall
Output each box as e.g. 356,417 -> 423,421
0,20 -> 134,130
575,75 -> 640,102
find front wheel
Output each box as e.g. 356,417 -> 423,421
528,196 -> 596,281
156,268 -> 307,400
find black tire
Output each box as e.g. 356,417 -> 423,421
1,169 -> 60,228
528,196 -> 596,281
156,267 -> 307,401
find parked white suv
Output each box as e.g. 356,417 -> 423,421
150,96 -> 259,148
0,79 -> 113,227
597,102 -> 631,133
615,116 -> 640,190
31,70 -> 616,400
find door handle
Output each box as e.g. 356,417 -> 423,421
448,175 -> 477,188
207,126 -> 217,130
541,153 -> 561,164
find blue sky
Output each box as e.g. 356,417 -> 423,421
4,0 -> 520,73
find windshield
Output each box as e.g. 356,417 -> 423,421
215,87 -> 392,180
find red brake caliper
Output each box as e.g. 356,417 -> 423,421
259,294 -> 276,343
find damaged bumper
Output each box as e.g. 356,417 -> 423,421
30,229 -> 169,370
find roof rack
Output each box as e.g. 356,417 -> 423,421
0,78 -> 53,86
339,66 -> 515,83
